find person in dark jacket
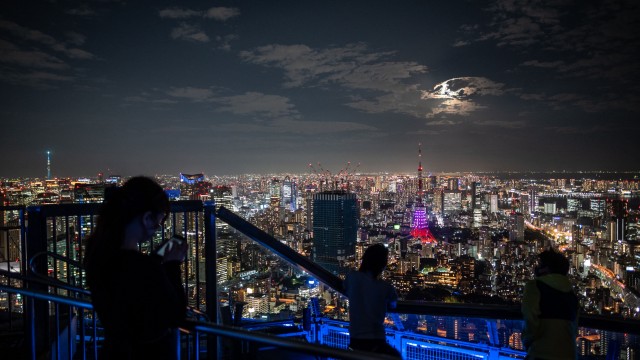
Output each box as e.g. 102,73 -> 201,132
522,250 -> 578,360
85,177 -> 187,360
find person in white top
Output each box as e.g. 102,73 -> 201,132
344,244 -> 401,358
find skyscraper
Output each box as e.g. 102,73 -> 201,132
280,176 -> 297,211
508,212 -> 525,241
179,173 -> 209,200
46,150 -> 51,180
312,191 -> 358,275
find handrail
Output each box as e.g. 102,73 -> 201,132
0,268 -> 91,296
395,301 -> 522,319
215,206 -> 640,335
216,206 -> 345,294
30,251 -> 84,270
180,319 -> 401,360
0,282 -> 394,360
0,284 -> 93,309
27,251 -> 91,295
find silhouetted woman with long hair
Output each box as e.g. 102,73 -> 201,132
85,177 -> 187,360
344,244 -> 401,358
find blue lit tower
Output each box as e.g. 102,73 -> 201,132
411,144 -> 433,242
46,150 -> 51,180
312,190 -> 358,275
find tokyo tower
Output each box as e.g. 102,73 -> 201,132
410,143 -> 435,243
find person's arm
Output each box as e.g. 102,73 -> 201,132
521,280 -> 540,350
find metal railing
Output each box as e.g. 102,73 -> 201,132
2,202 -> 640,359
0,282 -> 399,360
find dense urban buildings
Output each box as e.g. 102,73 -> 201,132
2,169 -> 640,356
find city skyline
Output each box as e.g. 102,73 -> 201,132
1,1 -> 639,177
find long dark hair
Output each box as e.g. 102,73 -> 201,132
85,177 -> 169,271
538,250 -> 570,275
359,244 -> 389,279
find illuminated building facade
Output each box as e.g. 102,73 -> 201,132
180,173 -> 210,200
280,176 -> 297,211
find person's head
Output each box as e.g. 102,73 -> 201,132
359,244 -> 389,278
535,250 -> 570,277
87,177 -> 169,262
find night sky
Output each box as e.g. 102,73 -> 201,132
1,0 -> 639,177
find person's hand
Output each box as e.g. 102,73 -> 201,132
162,237 -> 188,263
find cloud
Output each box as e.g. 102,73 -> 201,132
419,77 -> 504,118
205,7 -> 241,21
426,119 -> 462,126
158,7 -> 240,21
519,93 -> 546,101
213,92 -> 299,118
422,77 -> 505,99
521,60 -> 564,69
415,129 -> 444,135
464,1 -> 640,85
166,87 -> 216,101
213,118 -> 377,135
0,20 -> 94,60
170,23 -> 210,42
240,43 -> 424,89
545,126 -> 609,134
0,68 -> 74,89
426,99 -> 486,119
0,39 -> 68,70
240,43 -> 439,118
65,32 -> 87,46
160,7 -> 239,44
474,120 -> 526,128
159,8 -> 202,19
216,34 -> 238,51
241,44 -> 510,120
129,88 -> 300,118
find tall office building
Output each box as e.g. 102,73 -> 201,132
472,209 -> 483,228
312,191 -> 358,275
269,178 -> 280,207
444,191 -> 462,213
508,212 -> 525,241
490,194 -> 498,213
448,178 -> 459,191
609,199 -> 628,242
567,198 -> 581,213
470,182 -> 478,210
590,198 -> 606,215
280,176 -> 297,211
520,194 -> 529,216
180,173 -> 210,200
528,187 -> 537,214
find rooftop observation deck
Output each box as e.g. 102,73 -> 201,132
0,201 -> 639,359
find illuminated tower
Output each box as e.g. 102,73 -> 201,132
411,143 -> 433,242
46,150 -> 51,180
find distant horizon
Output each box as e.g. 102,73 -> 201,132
3,167 -> 640,180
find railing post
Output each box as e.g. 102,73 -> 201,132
203,200 -> 217,360
26,206 -> 49,360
